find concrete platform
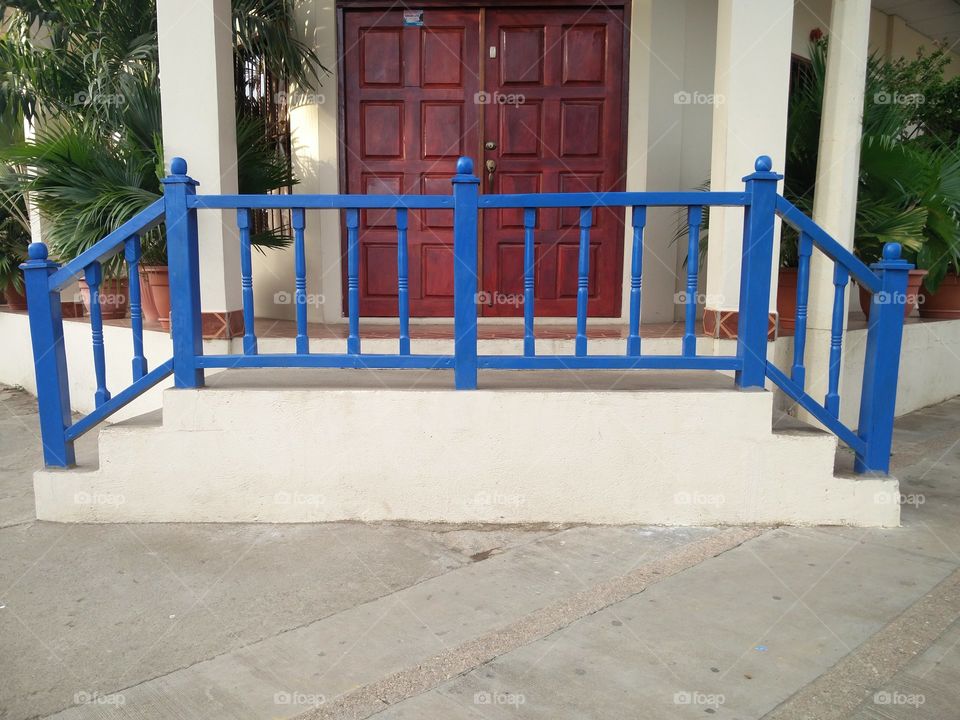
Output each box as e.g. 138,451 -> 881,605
33,369 -> 898,526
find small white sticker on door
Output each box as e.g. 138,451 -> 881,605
489,45 -> 497,59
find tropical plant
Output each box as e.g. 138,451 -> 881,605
0,168 -> 30,292
0,0 -> 325,273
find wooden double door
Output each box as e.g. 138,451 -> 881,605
342,6 -> 626,317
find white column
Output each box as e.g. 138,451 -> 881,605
157,0 -> 240,319
705,0 -> 793,337
804,0 -> 871,424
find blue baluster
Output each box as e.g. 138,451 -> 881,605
85,262 -> 111,407
396,208 -> 410,356
790,232 -> 813,389
452,158 -> 479,389
523,208 -> 536,357
237,208 -> 258,355
735,156 -> 781,390
292,208 -> 309,354
161,157 -> 203,388
824,265 -> 848,417
855,243 -> 911,474
125,235 -> 148,380
575,207 -> 592,357
627,206 -> 646,357
21,242 -> 76,467
346,208 -> 361,355
683,206 -> 702,357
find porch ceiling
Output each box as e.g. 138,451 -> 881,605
872,0 -> 960,48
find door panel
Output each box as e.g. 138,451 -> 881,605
343,10 -> 481,316
481,9 -> 625,317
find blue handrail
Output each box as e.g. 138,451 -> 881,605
20,155 -> 910,476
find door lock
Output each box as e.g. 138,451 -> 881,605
484,141 -> 497,150
485,159 -> 497,191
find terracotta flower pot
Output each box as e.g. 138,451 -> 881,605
776,267 -> 798,335
137,266 -> 160,324
918,272 -> 960,319
858,268 -> 927,320
78,277 -> 130,320
140,265 -> 171,330
3,281 -> 27,310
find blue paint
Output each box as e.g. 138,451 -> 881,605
346,208 -> 361,355
452,157 -> 479,390
84,261 -> 111,408
575,208 -> 592,357
735,156 -> 781,390
683,206 -> 702,357
292,208 -> 309,354
396,208 -> 411,356
523,208 -> 536,357
161,158 -> 204,388
627,206 -> 646,357
237,208 -> 258,355
20,154 -> 910,478
125,235 -> 148,380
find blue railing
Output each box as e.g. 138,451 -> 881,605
21,155 -> 910,476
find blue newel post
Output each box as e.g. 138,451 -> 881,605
21,242 -> 75,467
452,157 -> 480,390
161,157 -> 204,388
735,155 -> 782,390
855,243 -> 911,474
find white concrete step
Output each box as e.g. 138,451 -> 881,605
33,369 -> 899,526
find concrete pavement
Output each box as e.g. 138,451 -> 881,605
1,384 -> 959,719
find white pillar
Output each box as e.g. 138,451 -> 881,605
804,0 -> 871,425
157,0 -> 241,328
705,0 -> 793,339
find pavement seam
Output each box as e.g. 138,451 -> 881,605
291,526 -> 766,720
762,567 -> 960,720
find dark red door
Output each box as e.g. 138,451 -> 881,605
481,9 -> 625,317
342,10 -> 481,316
341,7 -> 624,317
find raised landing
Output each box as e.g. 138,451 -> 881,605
34,369 -> 899,526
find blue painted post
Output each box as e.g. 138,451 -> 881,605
346,208 -> 361,355
824,265 -> 849,417
125,235 -> 148,380
626,206 -> 646,357
292,208 -> 309,354
396,208 -> 410,356
161,157 -> 204,388
237,208 -> 258,355
84,261 -> 111,407
452,157 -> 479,390
855,243 -> 911,474
21,243 -> 76,467
575,208 -> 592,357
523,208 -> 536,357
790,232 -> 813,389
683,206 -> 702,357
735,156 -> 781,389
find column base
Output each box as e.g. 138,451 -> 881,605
703,308 -> 778,341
